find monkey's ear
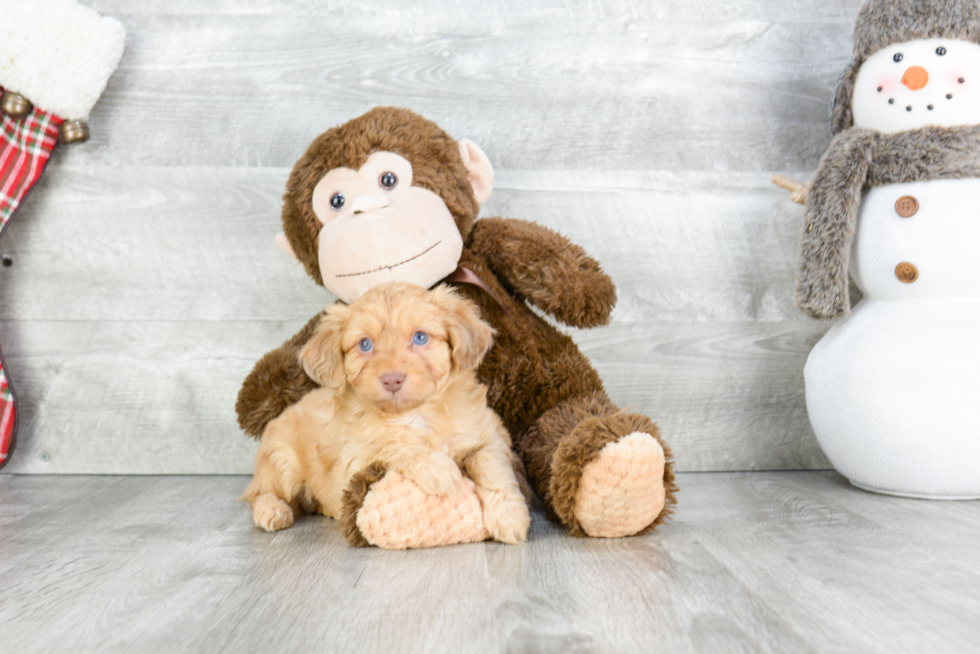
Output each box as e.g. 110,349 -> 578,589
274,233 -> 298,260
458,139 -> 494,205
300,305 -> 350,388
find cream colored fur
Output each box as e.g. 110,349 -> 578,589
242,281 -> 529,545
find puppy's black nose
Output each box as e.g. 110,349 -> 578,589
381,372 -> 406,393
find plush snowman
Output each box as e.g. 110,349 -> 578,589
787,0 -> 980,498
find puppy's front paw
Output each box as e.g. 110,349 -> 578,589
479,489 -> 531,545
252,492 -> 295,532
403,452 -> 463,498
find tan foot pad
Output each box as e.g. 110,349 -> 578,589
356,472 -> 490,549
574,432 -> 666,538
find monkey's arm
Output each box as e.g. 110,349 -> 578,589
468,217 -> 616,328
797,128 -> 876,320
236,311 -> 325,438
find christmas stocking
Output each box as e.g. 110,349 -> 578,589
0,0 -> 125,469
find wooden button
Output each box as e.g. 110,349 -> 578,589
895,262 -> 919,283
895,195 -> 919,217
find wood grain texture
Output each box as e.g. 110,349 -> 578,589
55,3 -> 864,171
0,0 -> 870,474
1,472 -> 977,653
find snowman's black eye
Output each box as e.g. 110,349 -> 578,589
894,53 -> 904,62
877,86 -> 883,92
379,172 -> 398,190
330,193 -> 345,210
959,77 -> 966,83
936,46 -> 947,55
888,98 -> 895,104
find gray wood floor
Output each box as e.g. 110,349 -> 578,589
2,471 -> 977,654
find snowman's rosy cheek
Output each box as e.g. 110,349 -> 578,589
873,78 -> 894,95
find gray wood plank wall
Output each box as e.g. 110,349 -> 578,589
0,0 -> 867,474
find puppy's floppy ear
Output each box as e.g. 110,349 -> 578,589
300,303 -> 351,388
430,285 -> 495,371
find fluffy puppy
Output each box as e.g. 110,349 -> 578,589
242,281 -> 530,545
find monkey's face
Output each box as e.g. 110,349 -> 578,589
311,151 -> 464,304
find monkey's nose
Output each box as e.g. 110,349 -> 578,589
381,372 -> 406,393
351,194 -> 391,215
902,66 -> 929,90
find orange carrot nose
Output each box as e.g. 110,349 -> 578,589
902,66 -> 929,90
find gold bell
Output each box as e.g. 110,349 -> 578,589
0,91 -> 33,117
59,120 -> 90,145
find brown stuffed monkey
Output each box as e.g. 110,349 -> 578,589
237,107 -> 677,546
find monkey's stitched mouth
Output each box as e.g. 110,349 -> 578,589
335,241 -> 442,278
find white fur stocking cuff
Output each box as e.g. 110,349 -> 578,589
0,0 -> 126,120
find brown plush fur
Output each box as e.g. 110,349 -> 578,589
853,0 -> 980,63
341,462 -> 388,547
235,312 -> 322,435
798,128 -> 876,319
237,107 -> 676,539
548,398 -> 674,536
831,57 -> 863,136
833,0 -> 980,134
798,125 -> 980,319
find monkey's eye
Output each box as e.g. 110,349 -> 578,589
893,52 -> 904,62
358,337 -> 373,353
412,331 -> 429,346
379,172 -> 398,190
330,193 -> 345,211
937,46 -> 947,56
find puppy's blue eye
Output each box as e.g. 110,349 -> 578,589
358,337 -> 373,352
412,331 -> 429,346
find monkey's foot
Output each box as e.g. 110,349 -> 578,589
574,432 -> 666,537
550,411 -> 676,537
341,463 -> 489,549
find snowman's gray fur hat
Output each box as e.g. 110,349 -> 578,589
831,0 -> 980,133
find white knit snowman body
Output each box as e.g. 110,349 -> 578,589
805,37 -> 980,498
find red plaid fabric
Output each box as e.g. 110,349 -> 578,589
0,355 -> 15,467
1,87 -> 62,468
1,89 -> 63,233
